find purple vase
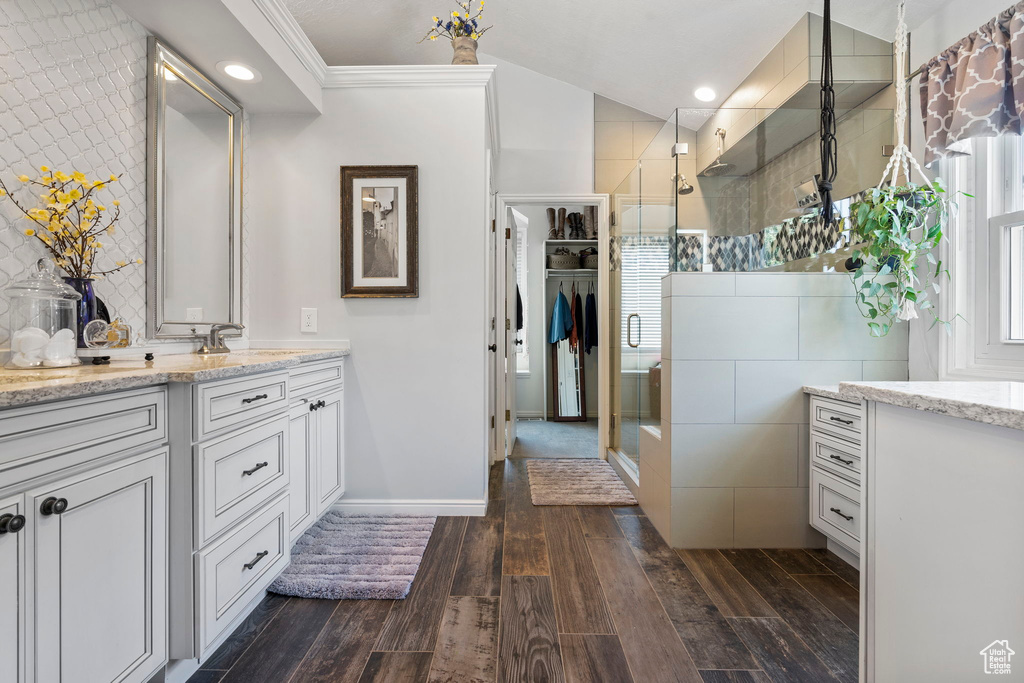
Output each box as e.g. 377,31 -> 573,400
63,277 -> 97,348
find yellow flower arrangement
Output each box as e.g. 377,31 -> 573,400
420,0 -> 491,44
0,168 -> 141,279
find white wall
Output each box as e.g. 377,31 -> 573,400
479,53 -> 594,195
247,83 -> 490,509
907,0 -> 1010,380
0,0 -> 149,347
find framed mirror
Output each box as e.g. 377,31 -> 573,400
146,38 -> 243,338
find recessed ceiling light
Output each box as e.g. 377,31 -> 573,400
216,61 -> 262,83
694,87 -> 716,102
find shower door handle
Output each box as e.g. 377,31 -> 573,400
627,313 -> 641,348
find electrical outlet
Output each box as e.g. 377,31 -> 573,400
301,308 -> 317,333
186,308 -> 203,322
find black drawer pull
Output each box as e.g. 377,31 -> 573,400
0,514 -> 26,534
828,415 -> 854,425
242,462 -> 269,476
244,550 -> 269,570
40,497 -> 68,516
829,454 -> 854,466
242,393 -> 269,405
830,507 -> 854,521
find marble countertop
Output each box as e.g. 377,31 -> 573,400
804,381 -> 1024,432
0,347 -> 350,409
802,384 -> 848,401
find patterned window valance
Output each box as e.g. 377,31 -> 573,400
919,1 -> 1024,167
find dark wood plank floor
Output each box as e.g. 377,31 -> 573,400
191,458 -> 859,683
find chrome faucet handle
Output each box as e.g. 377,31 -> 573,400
197,323 -> 245,355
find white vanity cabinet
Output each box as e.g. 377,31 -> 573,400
32,449 -> 168,683
808,394 -> 863,557
288,359 -> 346,539
0,386 -> 170,683
170,357 -> 346,661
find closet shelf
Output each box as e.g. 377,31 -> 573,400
544,239 -> 599,246
546,268 -> 598,278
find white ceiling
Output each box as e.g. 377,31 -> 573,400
283,0 -> 953,118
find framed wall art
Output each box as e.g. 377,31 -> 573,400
340,165 -> 419,297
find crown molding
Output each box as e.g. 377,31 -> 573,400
323,64 -> 496,88
251,0 -> 328,85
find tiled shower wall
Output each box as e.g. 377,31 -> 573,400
0,0 -> 149,347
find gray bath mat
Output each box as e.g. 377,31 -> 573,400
527,458 -> 638,506
269,513 -> 436,599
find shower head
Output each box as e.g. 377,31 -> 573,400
700,127 -> 736,177
677,175 -> 694,195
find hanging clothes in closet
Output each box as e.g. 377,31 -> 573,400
585,282 -> 598,354
548,283 -> 573,343
573,286 -> 584,351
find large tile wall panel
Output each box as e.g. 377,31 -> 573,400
734,488 -> 825,548
734,272 -> 853,297
862,360 -> 909,381
799,296 -> 909,360
639,423 -> 669,489
670,424 -> 798,488
669,360 -> 735,424
670,296 -> 798,360
734,360 -> 863,423
639,458 -> 672,543
666,272 -> 736,297
670,487 -> 735,548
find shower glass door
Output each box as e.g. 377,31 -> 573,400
609,118 -> 677,472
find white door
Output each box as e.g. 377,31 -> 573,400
505,209 -> 522,455
32,449 -> 167,683
0,494 -> 26,683
315,387 -> 345,515
289,401 -> 316,540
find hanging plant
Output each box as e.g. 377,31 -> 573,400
847,180 -> 965,337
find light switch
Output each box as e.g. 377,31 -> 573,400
301,308 -> 317,333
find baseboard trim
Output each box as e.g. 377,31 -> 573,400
827,537 -> 860,568
332,498 -> 486,516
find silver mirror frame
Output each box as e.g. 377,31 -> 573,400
146,37 -> 243,339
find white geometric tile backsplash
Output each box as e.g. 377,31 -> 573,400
0,0 -> 149,348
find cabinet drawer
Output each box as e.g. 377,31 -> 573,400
289,359 -> 344,400
0,386 -> 167,490
810,431 -> 861,484
193,372 -> 289,441
196,415 -> 289,546
196,494 -> 289,655
811,467 -> 860,553
811,396 -> 862,443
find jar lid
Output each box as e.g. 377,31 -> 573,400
5,259 -> 82,300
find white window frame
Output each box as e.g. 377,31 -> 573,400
940,136 -> 1024,379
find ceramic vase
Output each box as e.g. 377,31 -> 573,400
451,37 -> 479,65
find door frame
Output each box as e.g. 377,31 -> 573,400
494,193 -> 611,461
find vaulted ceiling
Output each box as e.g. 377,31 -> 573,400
283,0 -> 953,118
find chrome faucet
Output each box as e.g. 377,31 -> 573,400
197,323 -> 245,355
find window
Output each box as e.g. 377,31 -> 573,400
619,239 -> 670,351
515,225 -> 529,373
941,135 -> 1024,377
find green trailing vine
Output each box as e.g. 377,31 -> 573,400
847,180 -> 967,337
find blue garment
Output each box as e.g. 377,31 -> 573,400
548,290 -> 573,343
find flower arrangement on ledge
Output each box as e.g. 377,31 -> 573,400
0,167 -> 142,279
420,1 -> 492,64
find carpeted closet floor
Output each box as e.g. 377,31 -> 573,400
511,419 -> 599,459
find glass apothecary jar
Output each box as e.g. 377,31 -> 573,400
5,259 -> 82,369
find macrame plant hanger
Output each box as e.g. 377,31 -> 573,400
819,0 -> 838,224
877,0 -> 929,190
879,0 -> 929,321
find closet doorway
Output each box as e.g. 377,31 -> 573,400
493,194 -> 610,463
